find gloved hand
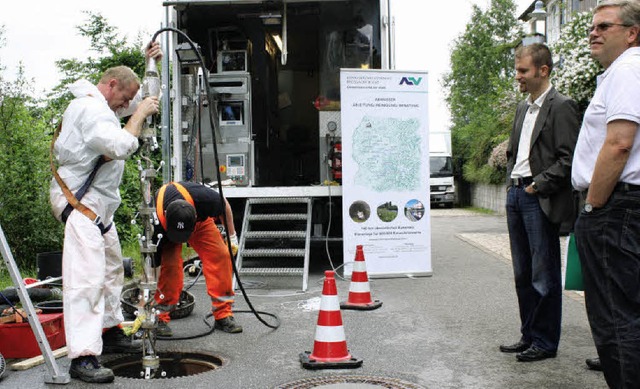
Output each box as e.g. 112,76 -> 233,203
122,314 -> 145,336
228,233 -> 239,256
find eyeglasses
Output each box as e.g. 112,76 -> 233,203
588,22 -> 631,34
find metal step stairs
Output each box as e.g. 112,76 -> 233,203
0,222 -> 70,384
235,197 -> 312,291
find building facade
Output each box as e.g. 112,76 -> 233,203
520,0 -> 599,44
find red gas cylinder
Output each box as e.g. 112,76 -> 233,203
330,142 -> 342,183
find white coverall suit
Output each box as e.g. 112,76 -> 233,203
50,79 -> 140,359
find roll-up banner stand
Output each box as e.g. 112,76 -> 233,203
341,69 -> 431,278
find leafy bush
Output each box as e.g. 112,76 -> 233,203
488,139 -> 509,171
444,0 -> 522,185
0,13 -> 155,275
551,11 -> 602,113
0,66 -> 63,268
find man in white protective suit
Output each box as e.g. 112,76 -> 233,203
50,42 -> 161,384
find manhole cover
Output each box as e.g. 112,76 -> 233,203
104,351 -> 223,379
275,375 -> 426,389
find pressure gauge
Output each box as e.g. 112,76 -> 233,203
327,121 -> 338,133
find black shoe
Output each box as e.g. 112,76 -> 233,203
102,326 -> 142,353
69,355 -> 114,383
157,320 -> 173,337
516,345 -> 557,362
499,340 -> 531,353
214,316 -> 243,333
586,357 -> 602,371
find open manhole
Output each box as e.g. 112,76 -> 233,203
275,375 -> 426,389
104,351 -> 223,379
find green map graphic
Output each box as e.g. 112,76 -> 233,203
352,116 -> 422,191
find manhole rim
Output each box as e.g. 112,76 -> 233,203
274,374 -> 427,389
102,349 -> 228,380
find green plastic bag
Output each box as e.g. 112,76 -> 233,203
564,233 -> 584,291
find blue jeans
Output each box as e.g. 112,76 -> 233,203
575,189 -> 640,389
506,186 -> 562,352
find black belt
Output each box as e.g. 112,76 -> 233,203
580,182 -> 640,200
614,182 -> 640,192
510,177 -> 533,187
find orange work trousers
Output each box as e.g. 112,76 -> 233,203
155,217 -> 235,321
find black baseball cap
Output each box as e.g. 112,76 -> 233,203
165,200 -> 196,243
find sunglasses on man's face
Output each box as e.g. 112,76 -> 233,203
588,22 -> 631,35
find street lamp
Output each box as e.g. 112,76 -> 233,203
531,1 -> 547,34
524,0 -> 547,45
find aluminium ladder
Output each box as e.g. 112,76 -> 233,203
0,222 -> 70,384
235,197 -> 312,291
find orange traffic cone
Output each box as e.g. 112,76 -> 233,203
341,245 -> 382,310
300,271 -> 363,369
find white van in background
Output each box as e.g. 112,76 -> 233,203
430,131 -> 455,208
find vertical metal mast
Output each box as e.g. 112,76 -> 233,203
136,57 -> 164,380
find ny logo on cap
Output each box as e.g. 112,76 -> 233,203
177,222 -> 185,230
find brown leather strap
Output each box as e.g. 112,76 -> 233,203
50,121 -> 102,225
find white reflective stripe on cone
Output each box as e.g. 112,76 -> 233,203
352,261 -> 366,272
314,325 -> 346,342
348,281 -> 371,293
319,295 -> 340,311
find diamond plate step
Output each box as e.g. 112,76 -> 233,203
241,248 -> 305,257
248,197 -> 310,204
247,213 -> 307,221
244,231 -> 306,239
238,268 -> 304,275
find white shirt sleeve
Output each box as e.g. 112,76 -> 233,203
606,62 -> 640,125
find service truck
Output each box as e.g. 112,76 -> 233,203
429,131 -> 455,208
158,0 -> 395,289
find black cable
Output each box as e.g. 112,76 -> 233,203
197,91 -> 205,183
158,309 -> 280,341
0,291 -> 13,306
0,290 -> 27,321
183,263 -> 202,291
157,313 -> 214,341
151,27 -> 280,330
184,94 -> 199,180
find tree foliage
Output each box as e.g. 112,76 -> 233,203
443,0 -> 522,184
0,33 -> 62,268
49,12 -> 147,113
0,14 -> 153,271
551,11 -> 602,113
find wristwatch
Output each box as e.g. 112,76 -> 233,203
531,181 -> 538,192
584,203 -> 594,213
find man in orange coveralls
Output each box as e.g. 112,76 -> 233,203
153,181 -> 241,335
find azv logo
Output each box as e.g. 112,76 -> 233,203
399,77 -> 422,86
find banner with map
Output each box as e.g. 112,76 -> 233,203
340,69 -> 431,278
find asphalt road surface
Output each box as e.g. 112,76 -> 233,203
0,208 -> 606,388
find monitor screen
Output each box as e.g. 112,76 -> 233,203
218,50 -> 247,73
227,154 -> 244,167
219,102 -> 243,126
